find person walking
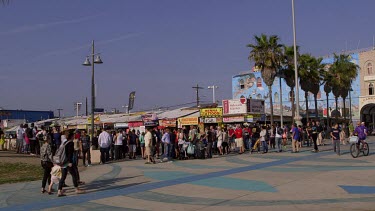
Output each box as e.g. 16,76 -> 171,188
331,123 -> 341,156
234,125 -> 244,154
216,126 -> 223,155
291,123 -> 300,153
40,136 -> 53,194
57,131 -> 85,197
259,126 -> 268,154
98,127 -> 111,164
275,124 -> 283,152
145,128 -> 155,164
311,121 -> 319,152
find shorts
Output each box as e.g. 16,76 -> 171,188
129,144 -> 136,153
217,140 -> 222,148
145,146 -> 152,156
235,138 -> 244,148
141,143 -> 145,148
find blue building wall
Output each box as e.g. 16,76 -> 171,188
0,110 -> 54,123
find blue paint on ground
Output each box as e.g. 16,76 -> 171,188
340,185 -> 375,194
173,161 -> 231,169
143,171 -> 276,192
0,151 -> 329,211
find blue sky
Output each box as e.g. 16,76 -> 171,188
1,0 -> 375,117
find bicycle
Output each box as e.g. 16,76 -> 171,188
349,136 -> 369,158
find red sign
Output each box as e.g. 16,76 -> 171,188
128,121 -> 144,127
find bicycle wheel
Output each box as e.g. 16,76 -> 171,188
363,143 -> 369,156
350,143 -> 359,158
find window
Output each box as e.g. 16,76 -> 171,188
369,83 -> 374,95
368,63 -> 373,75
239,79 -> 245,89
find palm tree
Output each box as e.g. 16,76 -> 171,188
298,54 -> 320,123
310,57 -> 325,119
282,45 -> 299,124
247,34 -> 283,126
324,82 -> 332,126
329,53 -> 359,122
340,88 -> 349,120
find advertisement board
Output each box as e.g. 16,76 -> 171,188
178,117 -> 199,126
159,118 -> 177,127
128,121 -> 144,128
248,99 -> 265,113
203,117 -> 222,123
200,108 -> 223,117
223,116 -> 244,123
223,98 -> 248,115
142,113 -> 158,127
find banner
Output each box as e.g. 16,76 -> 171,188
248,99 -> 265,113
128,121 -> 144,128
203,117 -> 222,123
159,118 -> 177,127
178,117 -> 199,126
87,116 -> 100,124
128,91 -> 136,111
223,98 -> 248,115
142,113 -> 158,127
200,108 -> 223,117
223,116 -> 244,123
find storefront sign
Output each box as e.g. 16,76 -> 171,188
246,114 -> 262,122
114,123 -> 129,128
178,117 -> 199,126
223,99 -> 248,115
142,113 -> 158,127
223,116 -> 244,123
87,116 -> 101,124
200,108 -> 223,117
159,118 -> 177,127
248,99 -> 265,113
203,117 -> 222,123
128,121 -> 144,128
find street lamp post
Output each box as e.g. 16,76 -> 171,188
292,0 -> 301,125
83,40 -> 103,142
349,88 -> 353,123
208,85 -> 218,104
277,71 -> 284,127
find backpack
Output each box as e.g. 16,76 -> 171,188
277,127 -> 283,135
53,140 -> 71,165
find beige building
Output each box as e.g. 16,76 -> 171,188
359,49 -> 375,125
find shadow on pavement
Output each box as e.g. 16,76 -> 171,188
82,175 -> 146,193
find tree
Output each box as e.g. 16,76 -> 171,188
329,53 -> 358,122
247,34 -> 283,126
298,54 -> 320,123
281,45 -> 299,124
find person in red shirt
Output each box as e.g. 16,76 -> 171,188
228,126 -> 235,153
234,125 -> 244,154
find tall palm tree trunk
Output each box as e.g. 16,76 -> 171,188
342,98 -> 346,122
314,94 -> 318,120
291,89 -> 295,125
305,91 -> 309,123
268,85 -> 274,126
335,96 -> 339,122
326,93 -> 330,127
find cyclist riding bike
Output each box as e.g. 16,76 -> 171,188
354,122 -> 368,149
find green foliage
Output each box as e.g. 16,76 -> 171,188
0,162 -> 43,184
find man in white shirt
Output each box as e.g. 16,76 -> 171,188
98,126 -> 111,164
16,124 -> 24,154
145,128 -> 155,164
161,128 -> 171,159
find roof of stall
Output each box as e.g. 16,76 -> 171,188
157,108 -> 199,119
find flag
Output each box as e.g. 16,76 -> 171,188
128,91 -> 136,111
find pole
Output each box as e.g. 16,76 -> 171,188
349,89 -> 352,123
279,76 -> 284,127
292,0 -> 301,125
91,40 -> 95,142
57,109 -> 63,118
76,102 -> 79,117
192,84 -> 204,107
212,86 -> 216,103
85,97 -> 88,116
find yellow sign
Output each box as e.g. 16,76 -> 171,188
87,116 -> 101,124
178,117 -> 199,126
200,108 -> 223,117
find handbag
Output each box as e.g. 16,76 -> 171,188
187,143 -> 195,155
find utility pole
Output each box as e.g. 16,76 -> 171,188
208,85 -> 218,104
85,97 -> 88,116
57,109 -> 63,118
192,84 -> 204,107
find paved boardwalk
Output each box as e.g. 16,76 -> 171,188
1,138 -> 375,211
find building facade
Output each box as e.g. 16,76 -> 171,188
0,110 -> 54,124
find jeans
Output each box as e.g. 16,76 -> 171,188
333,139 -> 340,155
41,161 -> 52,189
16,139 -> 23,153
100,147 -> 110,164
206,142 -> 213,158
169,143 -> 175,159
312,134 -> 318,151
82,148 -> 91,166
261,141 -> 268,153
276,137 -> 282,152
163,143 -> 170,158
58,166 -> 78,190
244,137 -> 249,150
114,145 -> 122,160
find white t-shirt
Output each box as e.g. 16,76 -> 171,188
98,131 -> 111,148
260,130 -> 266,142
17,127 -> 24,139
115,134 -> 123,145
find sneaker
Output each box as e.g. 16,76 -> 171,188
87,164 -> 92,167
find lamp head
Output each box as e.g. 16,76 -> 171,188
82,57 -> 91,66
94,55 -> 103,64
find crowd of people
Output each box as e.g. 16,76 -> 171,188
3,119 -> 370,196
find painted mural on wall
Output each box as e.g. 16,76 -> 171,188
232,53 -> 361,121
